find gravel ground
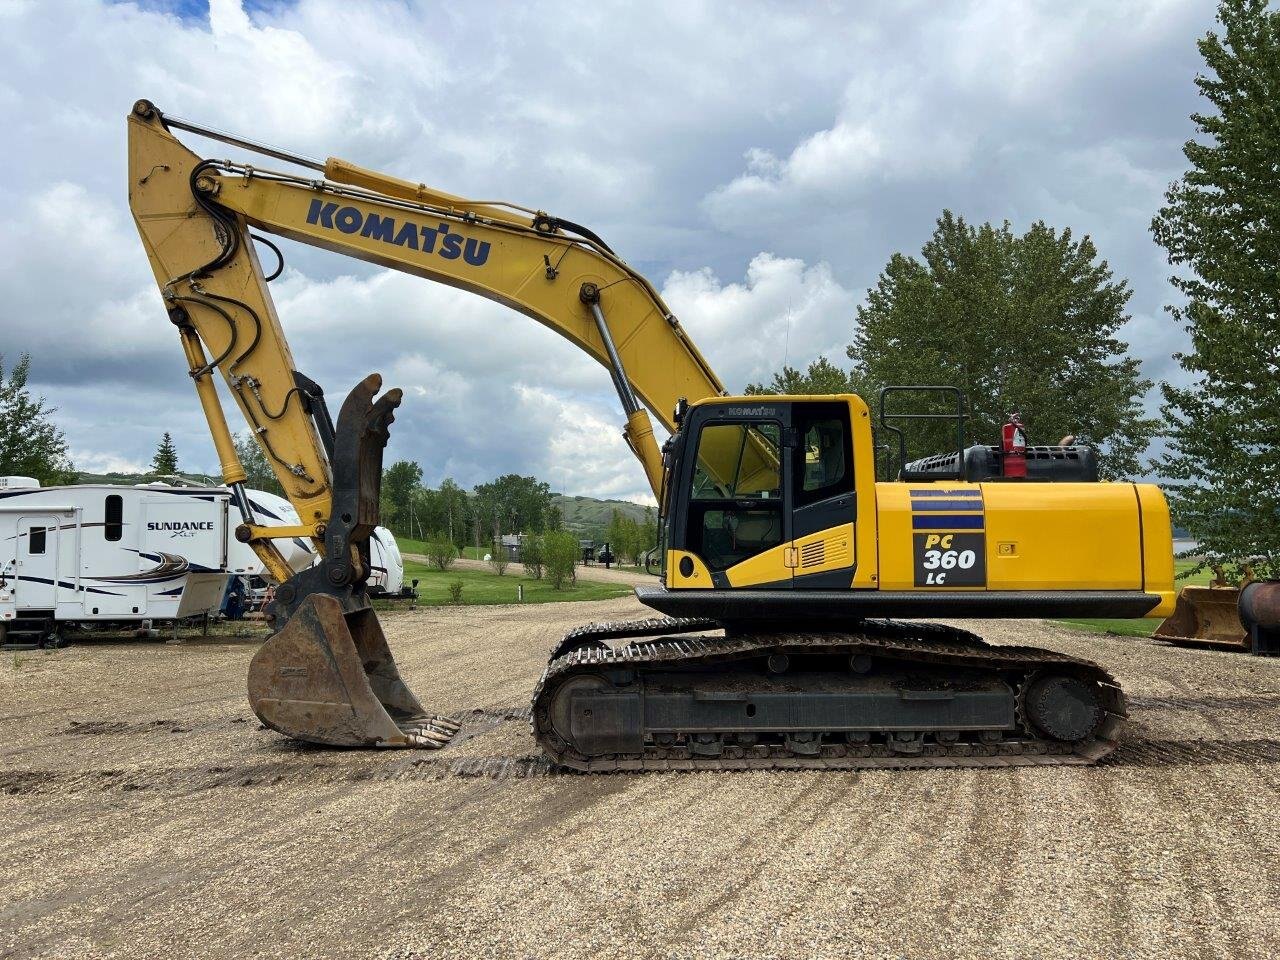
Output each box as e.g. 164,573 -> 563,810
406,555 -> 655,585
2,598 -> 1278,960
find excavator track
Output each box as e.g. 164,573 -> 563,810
532,617 -> 1127,771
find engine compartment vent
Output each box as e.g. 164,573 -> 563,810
800,541 -> 826,568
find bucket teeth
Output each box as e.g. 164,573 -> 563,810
415,716 -> 462,733
402,727 -> 454,748
398,716 -> 461,746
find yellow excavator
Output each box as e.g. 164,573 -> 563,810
128,100 -> 1191,769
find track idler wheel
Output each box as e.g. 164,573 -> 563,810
247,594 -> 459,748
1021,674 -> 1104,743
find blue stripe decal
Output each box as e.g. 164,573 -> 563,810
911,500 -> 986,512
910,490 -> 981,499
14,575 -> 124,596
911,514 -> 985,530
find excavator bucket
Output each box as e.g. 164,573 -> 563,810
244,373 -> 459,748
1152,585 -> 1246,649
248,594 -> 459,746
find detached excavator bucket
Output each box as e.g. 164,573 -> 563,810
244,373 -> 459,748
248,594 -> 459,747
1152,585 -> 1246,649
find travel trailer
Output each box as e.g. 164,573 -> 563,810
0,477 -> 233,648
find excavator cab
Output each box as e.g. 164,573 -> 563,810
662,397 -> 858,591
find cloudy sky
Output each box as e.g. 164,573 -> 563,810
0,0 -> 1216,502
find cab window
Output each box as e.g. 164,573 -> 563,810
690,422 -> 781,499
794,404 -> 854,508
688,421 -> 784,571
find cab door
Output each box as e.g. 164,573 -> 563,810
669,402 -> 793,589
790,401 -> 858,586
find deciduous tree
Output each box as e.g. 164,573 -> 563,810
381,460 -> 422,536
233,431 -> 283,496
544,530 -> 579,589
0,354 -> 76,485
745,357 -> 860,396
846,212 -> 1156,478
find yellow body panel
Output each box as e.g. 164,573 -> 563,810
876,481 -> 1153,592
674,522 -> 858,589
982,484 -> 1143,590
724,541 -> 793,588
1136,484 -> 1176,617
847,397 -> 879,588
666,550 -> 714,588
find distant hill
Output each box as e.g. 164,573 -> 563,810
554,494 -> 651,537
75,471 -> 221,487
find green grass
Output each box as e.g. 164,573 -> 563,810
401,560 -> 632,606
1056,617 -> 1162,637
396,538 -> 485,560
1052,558 -> 1213,637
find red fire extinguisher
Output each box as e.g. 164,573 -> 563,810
1002,413 -> 1027,478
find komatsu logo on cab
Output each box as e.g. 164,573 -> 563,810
147,520 -> 215,539
306,200 -> 491,267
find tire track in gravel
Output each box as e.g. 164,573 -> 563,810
1085,773 -> 1142,956
1136,767 -> 1275,959
662,775 -> 837,941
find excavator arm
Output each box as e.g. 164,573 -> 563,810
127,100 -> 725,748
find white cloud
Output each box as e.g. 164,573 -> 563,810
661,254 -> 859,392
71,450 -> 149,475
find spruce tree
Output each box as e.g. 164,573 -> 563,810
1152,0 -> 1280,578
151,432 -> 179,475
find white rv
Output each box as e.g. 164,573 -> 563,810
0,477 -> 233,647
